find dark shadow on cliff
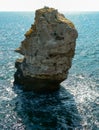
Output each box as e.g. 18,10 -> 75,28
12,85 -> 82,130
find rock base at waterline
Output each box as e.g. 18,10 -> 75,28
14,72 -> 61,93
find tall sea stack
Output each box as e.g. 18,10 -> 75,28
14,7 -> 78,92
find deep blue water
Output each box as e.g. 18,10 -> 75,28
0,12 -> 99,130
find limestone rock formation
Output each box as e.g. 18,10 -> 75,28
14,7 -> 78,92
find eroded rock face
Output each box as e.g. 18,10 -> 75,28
14,7 -> 78,92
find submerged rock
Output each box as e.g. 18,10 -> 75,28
14,7 -> 78,92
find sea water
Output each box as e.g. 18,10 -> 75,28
0,12 -> 99,130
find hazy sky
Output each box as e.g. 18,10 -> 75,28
0,0 -> 99,11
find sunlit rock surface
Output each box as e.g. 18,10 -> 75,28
14,7 -> 78,92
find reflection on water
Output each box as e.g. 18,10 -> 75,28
12,85 -> 82,130
0,75 -> 98,130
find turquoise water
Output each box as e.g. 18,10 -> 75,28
0,12 -> 99,130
